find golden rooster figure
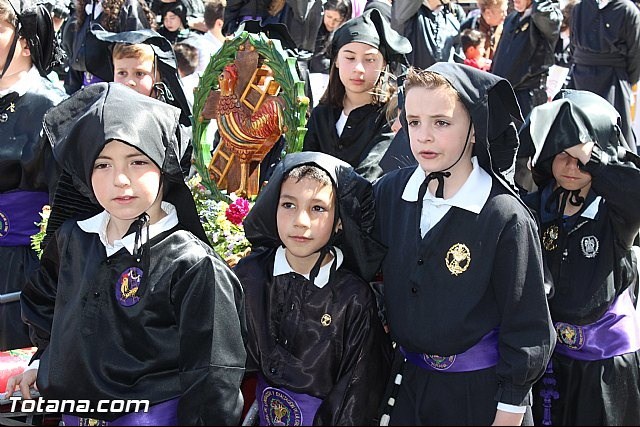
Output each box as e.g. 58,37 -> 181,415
209,63 -> 285,197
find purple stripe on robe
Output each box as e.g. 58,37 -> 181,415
554,290 -> 640,361
0,190 -> 48,247
401,328 -> 499,372
256,374 -> 322,426
61,398 -> 178,426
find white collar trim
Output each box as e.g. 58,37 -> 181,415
78,202 -> 179,256
401,157 -> 492,214
273,245 -> 344,288
581,196 -> 602,219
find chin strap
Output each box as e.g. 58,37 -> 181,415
545,187 -> 585,219
0,31 -> 20,79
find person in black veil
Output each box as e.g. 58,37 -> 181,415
0,0 -> 66,351
234,151 -> 391,425
374,63 -> 554,425
519,89 -> 640,426
5,83 -> 246,426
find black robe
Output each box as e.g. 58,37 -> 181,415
234,247 -> 392,425
21,221 -> 247,425
0,76 -> 65,351
524,149 -> 640,425
491,0 -> 562,117
568,0 -> 640,149
303,103 -> 394,181
373,167 -> 555,424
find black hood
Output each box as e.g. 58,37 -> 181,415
329,8 -> 411,64
519,89 -> 635,187
243,151 -> 386,281
424,63 -> 523,191
6,0 -> 64,76
43,82 -> 207,245
87,28 -> 192,127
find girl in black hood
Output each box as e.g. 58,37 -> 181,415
6,83 -> 246,426
520,89 -> 640,425
374,63 -> 555,425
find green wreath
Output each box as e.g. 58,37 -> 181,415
191,31 -> 309,201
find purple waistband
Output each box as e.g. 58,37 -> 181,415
401,328 -> 500,372
554,290 -> 640,361
0,191 -> 48,247
61,398 -> 178,426
83,72 -> 104,87
256,374 -> 322,426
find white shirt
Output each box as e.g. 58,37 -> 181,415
402,157 -> 492,238
0,66 -> 39,97
273,245 -> 344,288
335,111 -> 349,137
77,202 -> 179,256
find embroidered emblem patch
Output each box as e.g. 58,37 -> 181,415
543,225 -> 559,251
320,313 -> 331,327
0,210 -> 8,238
445,243 -> 470,276
261,387 -> 303,426
521,22 -> 529,31
115,267 -> 142,307
555,322 -> 585,350
581,235 -> 599,258
422,354 -> 456,370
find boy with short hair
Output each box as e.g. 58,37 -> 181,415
461,28 -> 490,71
113,42 -> 157,96
374,63 -> 555,425
5,83 -> 247,426
0,0 -> 65,351
234,151 -> 390,425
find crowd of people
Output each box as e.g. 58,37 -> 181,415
1,0 -> 640,425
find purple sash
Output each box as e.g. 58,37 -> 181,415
256,374 -> 322,426
61,398 -> 178,426
554,290 -> 640,361
0,190 -> 48,247
401,328 -> 500,372
82,72 -> 103,87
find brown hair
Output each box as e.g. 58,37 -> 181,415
0,0 -> 18,27
76,0 -> 156,31
173,42 -> 198,76
203,0 -> 225,29
319,61 -> 392,108
403,67 -> 461,104
112,42 -> 154,62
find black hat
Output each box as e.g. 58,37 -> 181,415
42,82 -> 208,245
243,151 -> 386,282
2,0 -> 64,77
86,28 -> 192,128
329,8 -> 411,64
519,89 -> 635,187
423,63 -> 522,190
235,19 -> 298,51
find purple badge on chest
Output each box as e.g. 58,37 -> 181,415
422,354 -> 457,370
115,267 -> 142,307
261,387 -> 303,426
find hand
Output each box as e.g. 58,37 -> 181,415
564,141 -> 595,165
492,409 -> 524,426
5,369 -> 38,400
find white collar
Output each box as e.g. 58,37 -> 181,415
596,0 -> 610,9
78,202 -> 179,256
401,157 -> 492,214
0,66 -> 39,97
581,196 -> 602,219
273,245 -> 344,288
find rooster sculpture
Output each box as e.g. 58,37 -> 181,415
210,63 -> 285,196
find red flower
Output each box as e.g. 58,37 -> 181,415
225,198 -> 251,225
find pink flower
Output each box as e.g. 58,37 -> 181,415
225,198 -> 251,225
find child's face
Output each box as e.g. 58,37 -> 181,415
513,0 -> 533,13
0,19 -> 32,89
552,151 -> 592,191
323,10 -> 345,32
91,140 -> 164,225
114,56 -> 155,97
335,42 -> 385,99
406,86 -> 475,175
163,11 -> 183,32
277,177 -> 337,273
481,5 -> 507,26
